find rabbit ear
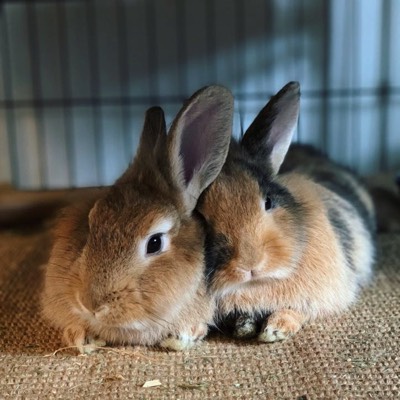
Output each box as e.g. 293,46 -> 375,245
241,81 -> 300,175
117,106 -> 166,185
137,106 -> 167,159
167,85 -> 234,213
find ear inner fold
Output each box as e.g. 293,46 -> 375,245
167,85 -> 234,213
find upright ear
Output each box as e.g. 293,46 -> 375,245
136,106 -> 167,160
167,85 -> 234,213
117,106 -> 166,184
241,81 -> 300,175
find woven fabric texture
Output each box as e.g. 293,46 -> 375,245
0,227 -> 399,399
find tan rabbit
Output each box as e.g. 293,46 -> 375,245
42,86 -> 234,353
198,82 -> 376,342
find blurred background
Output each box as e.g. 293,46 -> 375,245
0,0 -> 399,190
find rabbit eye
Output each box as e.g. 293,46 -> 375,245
146,233 -> 163,255
265,196 -> 274,211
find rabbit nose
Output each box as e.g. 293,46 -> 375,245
236,260 -> 264,280
237,256 -> 264,271
238,267 -> 260,274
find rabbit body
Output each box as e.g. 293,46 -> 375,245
43,191 -> 212,352
42,86 -> 234,353
199,82 -> 376,342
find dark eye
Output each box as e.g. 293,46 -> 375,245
146,234 -> 163,255
265,196 -> 274,211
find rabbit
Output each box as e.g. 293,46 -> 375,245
198,82 -> 376,343
41,85 -> 234,353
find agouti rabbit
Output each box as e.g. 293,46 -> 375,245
42,85 -> 234,353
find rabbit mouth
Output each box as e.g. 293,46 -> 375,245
235,259 -> 268,282
235,268 -> 262,282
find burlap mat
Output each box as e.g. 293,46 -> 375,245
0,227 -> 399,399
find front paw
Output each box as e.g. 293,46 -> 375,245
258,310 -> 304,343
233,314 -> 258,339
63,325 -> 106,354
159,323 -> 208,351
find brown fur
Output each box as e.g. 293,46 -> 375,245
42,87 -> 234,353
44,196 -> 212,348
203,173 -> 359,318
198,82 -> 375,342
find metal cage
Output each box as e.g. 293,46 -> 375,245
0,0 -> 399,189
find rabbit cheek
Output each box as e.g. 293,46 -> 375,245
265,202 -> 303,270
259,226 -> 295,276
141,256 -> 203,323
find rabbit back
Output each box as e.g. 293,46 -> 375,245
281,144 -> 376,286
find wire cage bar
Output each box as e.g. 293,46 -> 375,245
0,0 -> 399,189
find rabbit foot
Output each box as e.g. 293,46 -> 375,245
159,334 -> 197,351
63,325 -> 106,354
258,310 -> 304,343
159,323 -> 208,351
80,338 -> 107,354
233,314 -> 258,339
